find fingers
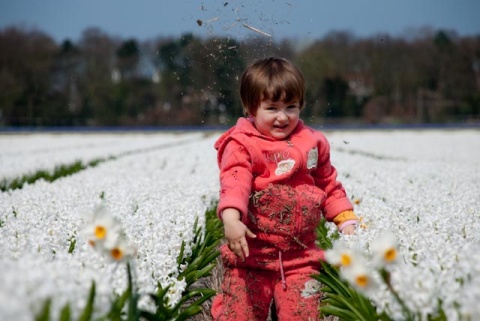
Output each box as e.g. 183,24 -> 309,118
238,229 -> 255,258
245,228 -> 257,239
228,242 -> 244,260
228,238 -> 250,261
241,239 -> 249,259
342,225 -> 356,235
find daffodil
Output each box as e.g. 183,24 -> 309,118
83,205 -> 122,251
371,232 -> 398,267
106,236 -> 136,262
325,240 -> 360,268
341,260 -> 377,294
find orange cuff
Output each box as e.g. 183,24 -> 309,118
333,210 -> 358,227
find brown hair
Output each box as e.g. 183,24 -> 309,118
240,57 -> 305,116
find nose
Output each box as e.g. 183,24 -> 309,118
277,111 -> 288,122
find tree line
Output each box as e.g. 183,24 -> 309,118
0,25 -> 479,127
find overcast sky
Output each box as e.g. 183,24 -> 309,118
1,0 -> 479,43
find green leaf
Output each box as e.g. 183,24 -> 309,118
350,287 -> 377,317
150,284 -> 173,317
314,272 -> 349,299
320,304 -> 359,320
322,296 -> 349,309
78,281 -> 96,321
176,305 -> 202,321
108,287 -> 131,320
35,298 -> 51,321
317,262 -> 352,297
139,310 -> 162,321
59,303 -> 71,321
173,288 -> 216,310
324,292 -> 370,321
176,240 -> 186,266
68,238 -> 76,254
127,293 -> 140,321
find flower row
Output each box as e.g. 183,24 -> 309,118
0,132 -> 204,181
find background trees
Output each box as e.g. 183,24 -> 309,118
0,25 -> 478,127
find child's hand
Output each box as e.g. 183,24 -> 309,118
222,208 -> 256,260
342,224 -> 356,235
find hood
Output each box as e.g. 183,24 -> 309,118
214,118 -> 262,151
214,118 -> 267,167
214,117 -> 304,166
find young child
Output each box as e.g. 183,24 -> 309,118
211,57 -> 357,321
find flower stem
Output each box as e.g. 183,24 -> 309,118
380,268 -> 415,321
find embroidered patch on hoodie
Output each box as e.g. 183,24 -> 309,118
275,159 -> 295,175
307,147 -> 318,169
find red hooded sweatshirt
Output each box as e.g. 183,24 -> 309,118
215,117 -> 353,251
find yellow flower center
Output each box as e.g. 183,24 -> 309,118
94,225 -> 107,239
385,248 -> 397,262
111,248 -> 124,261
356,275 -> 369,288
340,253 -> 352,266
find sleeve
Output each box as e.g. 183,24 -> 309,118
217,139 -> 253,219
311,134 -> 354,222
333,210 -> 358,231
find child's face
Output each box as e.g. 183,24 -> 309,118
253,99 -> 301,140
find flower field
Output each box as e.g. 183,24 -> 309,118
0,131 -> 220,320
326,129 -> 480,320
0,128 -> 479,320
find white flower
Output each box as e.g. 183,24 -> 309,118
325,240 -> 360,268
83,205 -> 122,251
371,232 -> 398,267
165,277 -> 187,308
326,240 -> 379,295
83,205 -> 136,262
106,236 -> 136,262
341,260 -> 377,294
